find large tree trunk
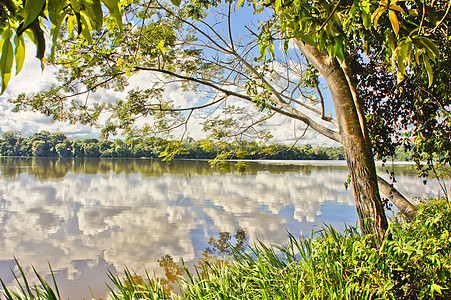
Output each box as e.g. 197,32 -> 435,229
296,41 -> 388,246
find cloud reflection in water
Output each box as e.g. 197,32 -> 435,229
0,158 -> 447,299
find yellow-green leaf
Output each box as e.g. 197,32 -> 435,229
372,7 -> 385,27
13,34 -> 25,75
50,8 -> 70,63
170,0 -> 181,6
22,0 -> 45,32
82,0 -> 103,30
68,14 -> 76,37
102,0 -> 123,31
70,0 -> 82,13
47,0 -> 65,24
417,37 -> 439,61
79,15 -> 93,44
0,27 -> 14,94
389,10 -> 399,35
423,56 -> 433,87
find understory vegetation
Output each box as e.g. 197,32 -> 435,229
2,197 -> 450,299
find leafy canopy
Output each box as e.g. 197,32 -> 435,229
0,0 -> 123,94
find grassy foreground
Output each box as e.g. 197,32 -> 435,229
2,197 -> 450,299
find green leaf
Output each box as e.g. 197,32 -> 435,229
362,10 -> 371,30
50,9 -> 70,63
102,0 -> 123,31
80,15 -> 93,44
47,0 -> 66,25
268,42 -> 275,59
430,283 -> 444,295
82,0 -> 103,30
14,34 -> 25,75
389,10 -> 399,35
170,0 -> 181,6
30,21 -> 46,61
423,56 -> 433,87
334,38 -> 344,62
417,37 -> 439,61
22,0 -> 45,33
302,34 -> 316,47
0,27 -> 14,94
71,0 -> 82,13
67,14 -> 76,37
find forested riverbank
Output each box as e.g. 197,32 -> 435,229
0,130 -> 412,161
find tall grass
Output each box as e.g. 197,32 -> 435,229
2,197 -> 450,299
0,258 -> 61,300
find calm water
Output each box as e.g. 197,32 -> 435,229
0,157 -> 448,299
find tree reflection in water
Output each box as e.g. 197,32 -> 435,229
154,229 -> 248,296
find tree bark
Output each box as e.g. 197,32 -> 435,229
377,176 -> 418,221
341,57 -> 418,222
296,41 -> 388,246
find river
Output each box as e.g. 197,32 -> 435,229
0,157 -> 448,299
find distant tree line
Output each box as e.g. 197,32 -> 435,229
0,130 -> 412,161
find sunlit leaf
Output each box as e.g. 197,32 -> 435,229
80,15 -> 93,44
22,0 -> 45,33
50,9 -> 70,63
417,37 -> 439,61
371,7 -> 385,28
0,27 -> 14,94
423,56 -> 433,87
83,0 -> 104,30
362,11 -> 371,30
102,0 -> 124,31
70,0 -> 82,13
389,5 -> 405,14
13,34 -> 25,75
389,10 -> 399,35
68,14 -> 76,37
47,0 -> 66,24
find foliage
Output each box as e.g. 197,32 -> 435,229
181,197 -> 451,299
107,268 -> 173,300
262,0 -> 443,83
354,6 -> 451,174
0,130 -> 346,161
0,0 -> 123,94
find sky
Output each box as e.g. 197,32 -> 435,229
0,6 -> 340,148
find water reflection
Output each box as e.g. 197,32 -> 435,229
0,158 -> 448,299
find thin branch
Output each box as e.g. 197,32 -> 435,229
146,96 -> 227,112
286,124 -> 309,151
315,83 -> 325,119
228,2 -> 235,52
